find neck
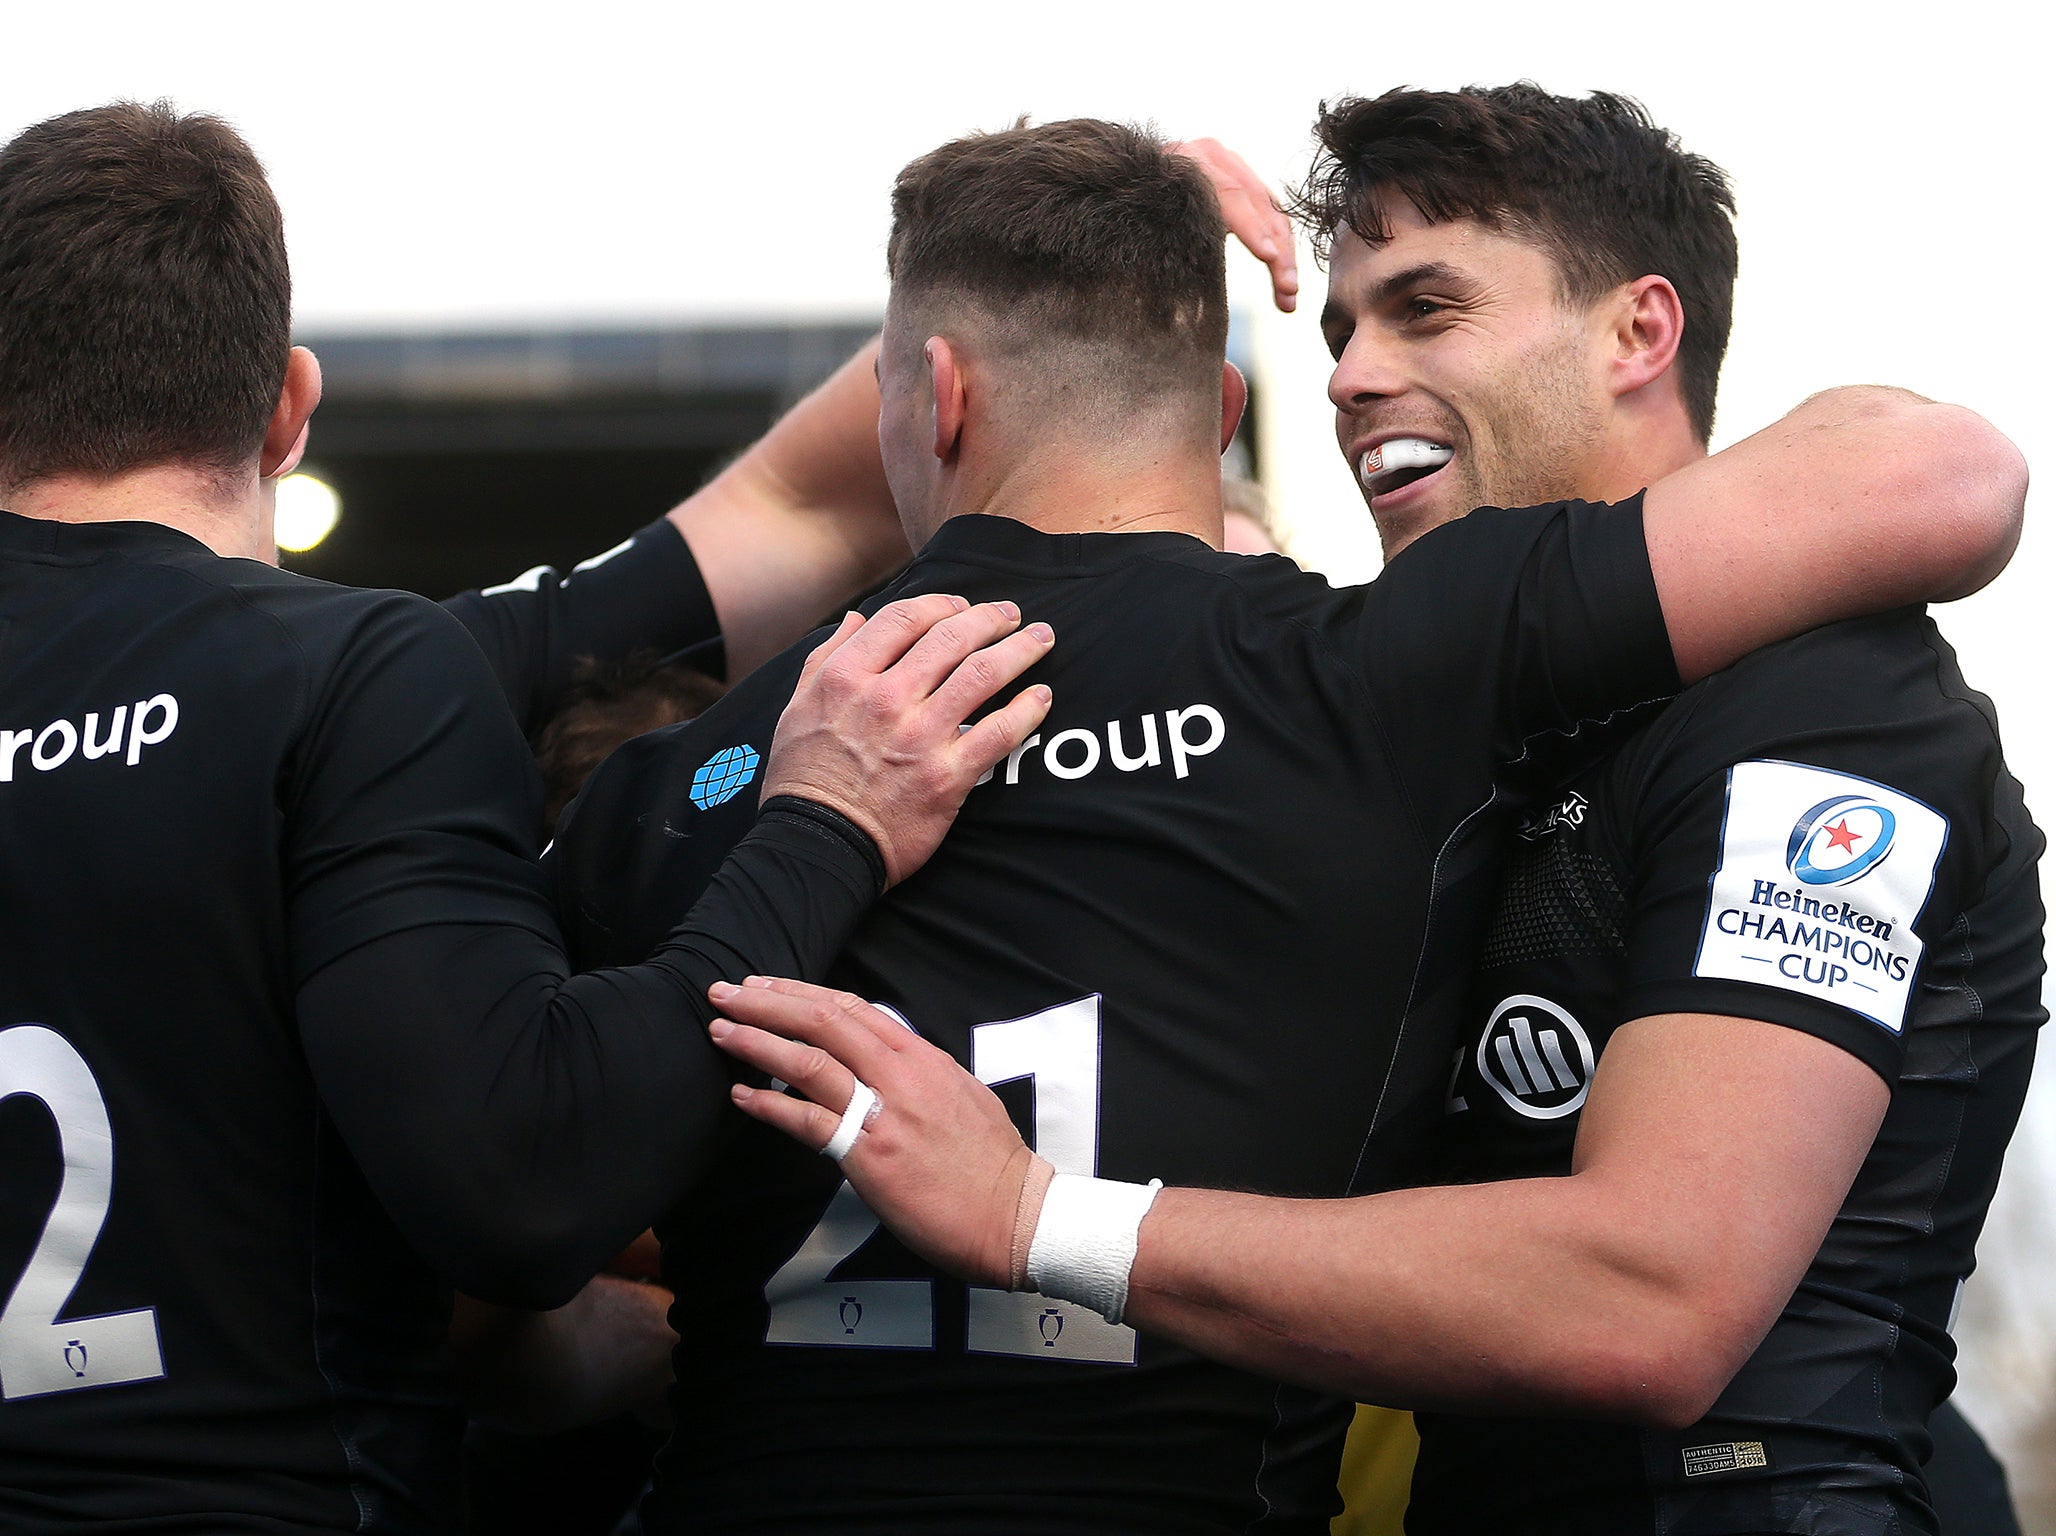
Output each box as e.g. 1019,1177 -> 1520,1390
927,429 -> 1227,547
5,464 -> 275,563
1588,396 -> 1709,502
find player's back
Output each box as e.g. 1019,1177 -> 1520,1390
558,508 -> 1678,1534
0,513 -> 489,1532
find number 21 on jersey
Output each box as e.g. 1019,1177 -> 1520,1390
763,996 -> 1138,1365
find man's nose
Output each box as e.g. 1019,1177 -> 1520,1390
1327,328 -> 1408,414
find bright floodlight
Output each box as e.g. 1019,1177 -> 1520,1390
274,473 -> 341,553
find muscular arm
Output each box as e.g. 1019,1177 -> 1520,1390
1645,387 -> 2026,683
707,986 -> 1886,1425
1124,1014 -> 1886,1423
668,340 -> 910,678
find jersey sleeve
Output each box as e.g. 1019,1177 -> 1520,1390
550,643 -> 816,969
295,798 -> 885,1308
1350,495 -> 1679,828
441,517 -> 724,736
282,593 -> 557,985
1611,615 -> 1996,1080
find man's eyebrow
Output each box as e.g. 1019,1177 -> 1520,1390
1368,261 -> 1470,306
1326,261 -> 1474,331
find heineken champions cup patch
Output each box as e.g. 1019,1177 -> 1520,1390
1692,760 -> 1948,1031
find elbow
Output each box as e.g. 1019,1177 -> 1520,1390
1846,392 -> 2028,600
1557,1308 -> 1753,1430
1921,405 -> 2028,599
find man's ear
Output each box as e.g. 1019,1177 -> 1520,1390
261,346 -> 324,479
927,337 -> 967,461
1609,276 -> 1685,400
1219,361 -> 1249,453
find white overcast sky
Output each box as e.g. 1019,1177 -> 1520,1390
9,0 -> 2056,1465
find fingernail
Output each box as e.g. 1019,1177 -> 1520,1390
996,600 -> 1020,620
1028,623 -> 1053,643
708,1019 -> 733,1039
1032,684 -> 1053,704
744,975 -> 776,989
710,980 -> 737,1001
731,1084 -> 754,1103
950,595 -> 970,612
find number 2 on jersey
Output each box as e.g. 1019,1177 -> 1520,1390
0,1024 -> 164,1400
764,996 -> 1138,1365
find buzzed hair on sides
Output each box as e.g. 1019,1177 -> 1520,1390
1293,85 -> 1738,442
886,119 -> 1229,425
0,101 -> 292,491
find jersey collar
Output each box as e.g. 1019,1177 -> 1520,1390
915,513 -> 1214,574
0,507 -> 220,563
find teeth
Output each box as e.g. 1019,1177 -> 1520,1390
1360,437 -> 1453,490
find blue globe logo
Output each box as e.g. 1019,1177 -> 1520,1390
690,745 -> 760,809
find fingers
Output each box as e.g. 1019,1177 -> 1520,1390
709,1017 -> 859,1109
824,593 -> 973,676
793,610 -> 866,691
956,682 -> 1054,775
1171,137 -> 1299,314
728,1076 -> 842,1153
732,975 -> 921,1052
885,599 -> 1029,702
710,978 -> 901,1075
925,618 -> 1054,724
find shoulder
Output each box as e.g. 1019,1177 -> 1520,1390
1618,610 -> 2005,799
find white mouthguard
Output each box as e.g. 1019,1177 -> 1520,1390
1360,437 -> 1454,490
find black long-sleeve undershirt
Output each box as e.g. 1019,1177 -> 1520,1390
295,798 -> 882,1309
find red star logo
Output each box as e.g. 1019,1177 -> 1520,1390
1822,818 -> 1864,854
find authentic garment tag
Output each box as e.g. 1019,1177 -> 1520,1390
1692,760 -> 1948,1032
1682,1441 -> 1770,1478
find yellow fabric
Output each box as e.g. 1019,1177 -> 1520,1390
1332,1405 -> 1417,1536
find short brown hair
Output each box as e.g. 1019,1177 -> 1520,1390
534,654 -> 726,835
886,119 -> 1228,415
1293,86 -> 1737,442
0,101 -> 291,489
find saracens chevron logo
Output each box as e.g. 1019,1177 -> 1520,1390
1477,995 -> 1595,1120
1785,795 -> 1898,887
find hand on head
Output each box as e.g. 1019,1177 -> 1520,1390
1171,138 -> 1299,314
762,595 -> 1053,885
708,976 -> 1030,1289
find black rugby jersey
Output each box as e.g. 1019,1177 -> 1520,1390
442,515 -> 726,735
0,511 -> 873,1533
1412,611 -> 2045,1536
554,504 -> 1680,1535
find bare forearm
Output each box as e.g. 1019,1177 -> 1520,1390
1648,386 -> 2028,683
669,340 -> 910,677
1126,1178 -> 1738,1426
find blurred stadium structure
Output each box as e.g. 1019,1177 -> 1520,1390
283,321 -> 876,596
283,318 -> 1263,600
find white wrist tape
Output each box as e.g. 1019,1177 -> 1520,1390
1024,1172 -> 1163,1325
822,1079 -> 878,1163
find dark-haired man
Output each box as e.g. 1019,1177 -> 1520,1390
719,89 -> 2041,1536
0,100 -> 1052,1533
560,115 -> 2026,1533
